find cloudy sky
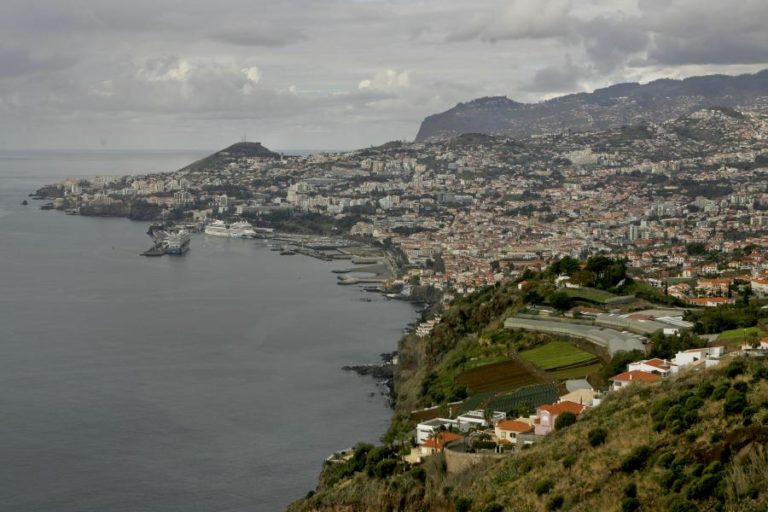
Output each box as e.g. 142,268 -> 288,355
1,0 -> 767,150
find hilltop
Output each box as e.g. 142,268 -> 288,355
415,69 -> 768,141
179,141 -> 280,172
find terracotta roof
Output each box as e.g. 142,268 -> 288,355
537,401 -> 587,416
610,370 -> 662,383
496,420 -> 534,433
421,432 -> 464,450
644,358 -> 672,369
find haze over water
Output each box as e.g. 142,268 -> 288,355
0,150 -> 416,511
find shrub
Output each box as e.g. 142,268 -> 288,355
546,495 -> 564,511
724,388 -> 748,415
753,366 -> 768,381
697,382 -> 714,399
734,381 -> 749,393
726,359 -> 747,378
411,467 -> 426,483
588,427 -> 608,447
481,503 -> 503,512
455,497 -> 473,512
711,382 -> 730,400
624,481 -> 637,498
373,458 -> 398,479
687,473 -> 722,500
535,479 -> 554,496
621,446 -> 652,473
657,452 -> 675,469
621,497 -> 640,512
666,496 -> 695,512
562,454 -> 577,469
554,412 -> 577,431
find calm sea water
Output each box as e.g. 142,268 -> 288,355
0,150 -> 415,511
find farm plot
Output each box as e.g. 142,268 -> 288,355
563,287 -> 617,304
486,384 -> 559,413
456,359 -> 544,394
519,341 -> 598,370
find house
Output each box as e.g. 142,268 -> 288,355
752,277 -> 768,297
697,277 -> 732,296
416,418 -> 459,444
420,432 -> 464,457
688,297 -> 735,307
672,346 -> 725,367
741,338 -> 768,352
558,388 -> 600,407
534,401 -> 588,436
494,419 -> 534,445
628,358 -> 678,377
456,410 -> 506,431
610,370 -> 662,391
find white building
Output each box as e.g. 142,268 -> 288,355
415,418 -> 458,444
456,410 -> 506,431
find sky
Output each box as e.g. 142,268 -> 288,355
1,0 -> 768,151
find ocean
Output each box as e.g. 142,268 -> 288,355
0,150 -> 416,511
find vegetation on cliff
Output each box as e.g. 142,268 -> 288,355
291,356 -> 768,511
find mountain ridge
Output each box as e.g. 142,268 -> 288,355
415,69 -> 768,141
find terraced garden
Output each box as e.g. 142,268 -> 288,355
562,287 -> 617,304
519,341 -> 603,380
455,359 -> 544,394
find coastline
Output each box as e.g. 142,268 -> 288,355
30,198 -> 419,500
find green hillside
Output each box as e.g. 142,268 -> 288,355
291,357 -> 768,512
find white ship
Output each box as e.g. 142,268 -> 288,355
204,220 -> 230,237
163,229 -> 191,255
228,220 -> 257,238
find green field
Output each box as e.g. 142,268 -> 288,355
717,326 -> 762,340
562,287 -> 617,304
519,341 -> 599,370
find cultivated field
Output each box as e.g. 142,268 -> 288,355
519,341 -> 599,370
562,287 -> 617,304
456,359 -> 544,394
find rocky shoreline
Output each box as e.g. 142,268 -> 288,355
342,351 -> 398,406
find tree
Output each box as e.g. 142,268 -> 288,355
686,242 -> 707,256
549,291 -> 573,311
555,412 -> 577,430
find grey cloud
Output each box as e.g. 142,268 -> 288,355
580,16 -> 649,73
208,26 -> 307,47
0,47 -> 76,80
445,0 -> 574,43
647,33 -> 768,67
1,0 -> 768,150
525,58 -> 590,93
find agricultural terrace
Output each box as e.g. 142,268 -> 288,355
562,287 -> 618,304
519,341 -> 599,369
455,360 -> 544,394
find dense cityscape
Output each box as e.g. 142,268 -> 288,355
38,107 -> 768,305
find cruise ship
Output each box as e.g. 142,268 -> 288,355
204,219 -> 258,238
204,220 -> 230,237
228,220 -> 257,238
163,229 -> 191,255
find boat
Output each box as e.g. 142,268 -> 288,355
229,220 -> 257,238
163,229 -> 191,255
204,220 -> 230,237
